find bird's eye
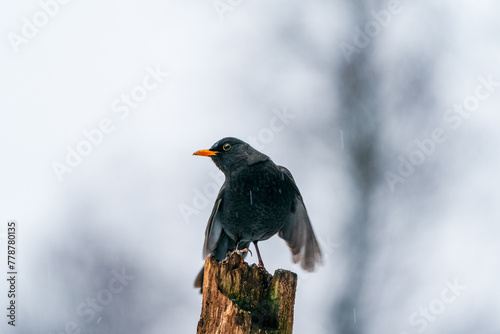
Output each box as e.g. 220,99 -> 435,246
223,143 -> 231,151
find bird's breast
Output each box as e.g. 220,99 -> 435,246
220,164 -> 294,242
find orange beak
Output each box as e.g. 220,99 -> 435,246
193,149 -> 218,157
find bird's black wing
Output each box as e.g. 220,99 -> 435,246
195,184 -> 234,289
277,166 -> 322,271
202,184 -> 225,258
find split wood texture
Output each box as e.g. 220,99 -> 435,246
197,252 -> 298,334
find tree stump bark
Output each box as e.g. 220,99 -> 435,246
197,252 -> 298,334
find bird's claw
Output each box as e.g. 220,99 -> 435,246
234,248 -> 252,256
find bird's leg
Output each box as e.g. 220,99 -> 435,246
253,241 -> 265,268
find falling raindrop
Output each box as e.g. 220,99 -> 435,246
279,188 -> 282,194
249,190 -> 253,205
281,172 -> 285,180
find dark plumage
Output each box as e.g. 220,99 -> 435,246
193,137 -> 322,288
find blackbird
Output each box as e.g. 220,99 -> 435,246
193,137 -> 322,288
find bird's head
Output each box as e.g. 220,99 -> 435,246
193,137 -> 269,174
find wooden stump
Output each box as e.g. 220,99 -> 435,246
197,252 -> 298,334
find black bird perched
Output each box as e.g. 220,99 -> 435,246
193,137 -> 322,288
